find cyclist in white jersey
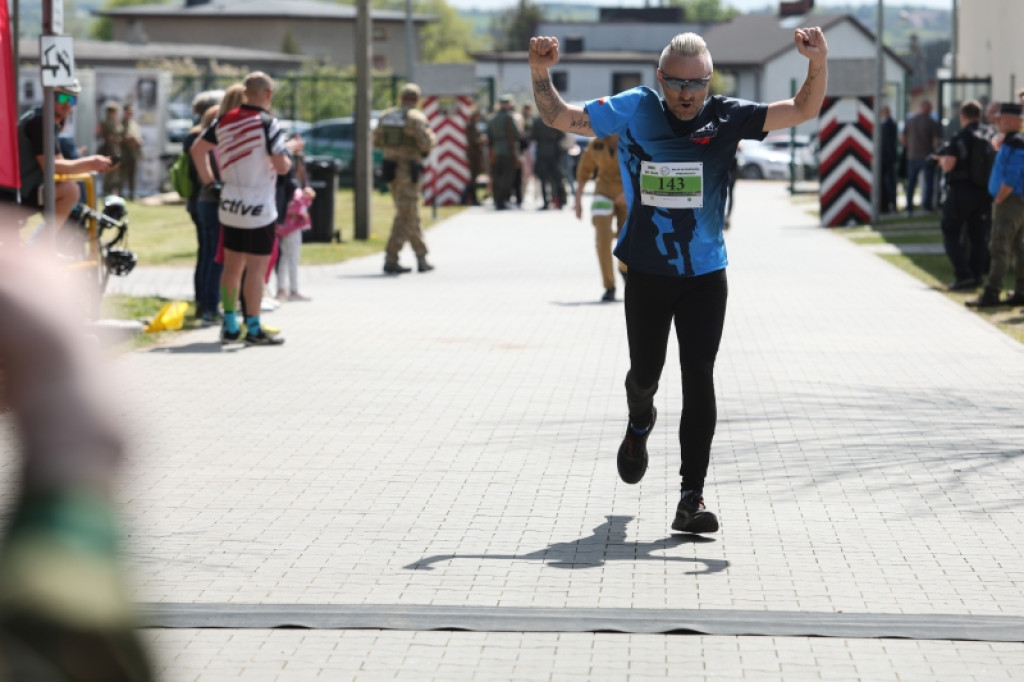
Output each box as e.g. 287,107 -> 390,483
191,72 -> 292,346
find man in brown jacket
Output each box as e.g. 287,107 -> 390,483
574,134 -> 627,302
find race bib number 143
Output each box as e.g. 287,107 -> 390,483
640,161 -> 703,208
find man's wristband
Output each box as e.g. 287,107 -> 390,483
204,182 -> 221,193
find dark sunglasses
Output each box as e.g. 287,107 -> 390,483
659,73 -> 711,93
55,93 -> 78,106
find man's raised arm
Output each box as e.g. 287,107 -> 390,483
529,36 -> 595,137
763,27 -> 829,132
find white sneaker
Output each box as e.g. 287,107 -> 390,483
260,297 -> 279,312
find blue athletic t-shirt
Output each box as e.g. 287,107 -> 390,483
585,88 -> 768,278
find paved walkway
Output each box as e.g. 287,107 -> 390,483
63,182 -> 1024,678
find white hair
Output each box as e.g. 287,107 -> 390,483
659,33 -> 713,73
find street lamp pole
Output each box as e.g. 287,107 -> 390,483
871,0 -> 885,225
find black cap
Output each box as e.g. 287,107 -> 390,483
999,102 -> 1023,117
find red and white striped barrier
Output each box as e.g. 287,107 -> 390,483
818,96 -> 873,227
421,95 -> 474,206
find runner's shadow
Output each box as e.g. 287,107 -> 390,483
550,300 -> 622,307
405,515 -> 727,574
146,342 -> 232,354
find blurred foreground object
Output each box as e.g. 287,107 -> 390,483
0,206 -> 153,681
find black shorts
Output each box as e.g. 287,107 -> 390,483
222,223 -> 276,256
0,185 -> 43,209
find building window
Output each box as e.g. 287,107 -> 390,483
552,71 -> 568,92
564,36 -> 584,53
613,73 -> 642,93
374,27 -> 388,41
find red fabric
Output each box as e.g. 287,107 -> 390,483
264,235 -> 279,283
214,225 -> 225,265
0,4 -> 20,188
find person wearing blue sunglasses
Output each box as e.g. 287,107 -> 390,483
11,79 -> 119,236
529,27 -> 828,535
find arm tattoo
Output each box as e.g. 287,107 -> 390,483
533,75 -> 592,132
533,76 -> 565,126
794,63 -> 824,109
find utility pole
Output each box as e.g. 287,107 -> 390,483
41,0 -> 60,244
405,0 -> 415,84
354,0 -> 372,240
871,0 -> 884,225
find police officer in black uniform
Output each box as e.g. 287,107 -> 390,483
935,99 -> 993,291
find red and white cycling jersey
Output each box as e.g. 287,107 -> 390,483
202,104 -> 287,229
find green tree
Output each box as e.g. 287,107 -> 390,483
667,0 -> 740,23
491,0 -> 542,52
369,0 -> 484,64
281,28 -> 302,55
90,0 -> 171,41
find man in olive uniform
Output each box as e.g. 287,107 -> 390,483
97,102 -> 123,194
487,94 -> 521,210
373,82 -> 437,274
574,134 -> 627,302
117,103 -> 144,200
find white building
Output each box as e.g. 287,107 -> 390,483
473,11 -> 910,133
954,0 -> 1024,100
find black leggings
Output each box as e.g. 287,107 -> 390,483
623,267 -> 728,492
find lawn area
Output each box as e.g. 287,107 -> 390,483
127,188 -> 464,267
832,212 -> 1024,344
98,188 -> 463,340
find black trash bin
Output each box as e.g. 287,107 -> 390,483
303,156 -> 341,243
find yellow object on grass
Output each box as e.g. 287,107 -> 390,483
144,301 -> 189,333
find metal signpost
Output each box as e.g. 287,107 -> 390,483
40,0 -> 74,244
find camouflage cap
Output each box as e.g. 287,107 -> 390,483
400,83 -> 421,99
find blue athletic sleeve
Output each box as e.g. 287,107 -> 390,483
584,87 -> 647,139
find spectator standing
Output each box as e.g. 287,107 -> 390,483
532,116 -> 568,210
97,102 -> 123,193
373,83 -> 437,274
275,142 -> 315,301
528,27 -> 828,534
186,105 -> 221,324
967,102 -> 1024,308
935,100 -> 993,291
462,109 -> 485,206
574,134 -> 627,301
901,100 -> 942,214
880,104 -> 899,214
520,103 -> 536,203
117,103 -> 143,200
486,94 -> 521,210
191,72 -> 291,346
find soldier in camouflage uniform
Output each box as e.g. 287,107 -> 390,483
373,83 -> 437,274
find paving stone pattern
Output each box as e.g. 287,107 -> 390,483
19,182 -> 1024,679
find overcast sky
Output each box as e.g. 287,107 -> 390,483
449,0 -> 953,10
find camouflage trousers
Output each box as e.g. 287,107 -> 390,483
385,176 -> 428,265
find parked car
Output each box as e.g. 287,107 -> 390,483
737,134 -> 818,180
304,115 -> 383,185
166,117 -> 193,146
278,119 -> 312,139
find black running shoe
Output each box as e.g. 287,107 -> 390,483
616,406 -> 656,484
671,490 -> 719,534
244,329 -> 285,346
220,326 -> 243,344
